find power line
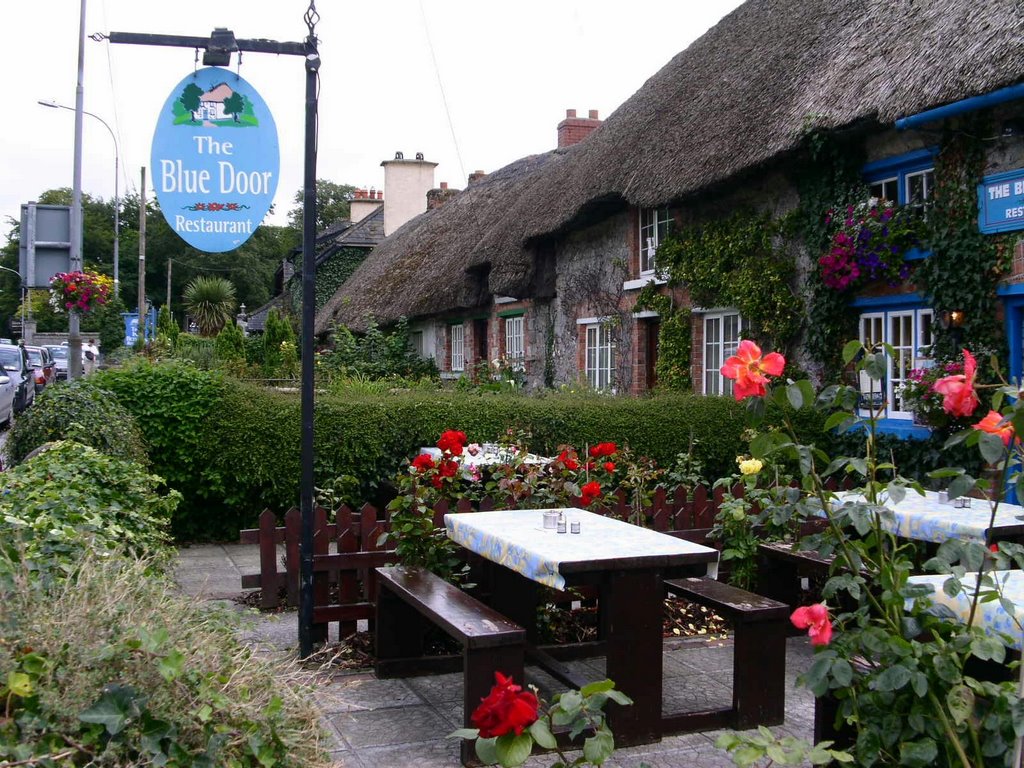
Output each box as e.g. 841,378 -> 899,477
99,0 -> 135,196
418,0 -> 466,185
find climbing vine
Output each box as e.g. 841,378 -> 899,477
287,246 -> 370,314
655,211 -> 801,351
790,130 -> 866,380
917,118 -> 1009,362
634,285 -> 691,390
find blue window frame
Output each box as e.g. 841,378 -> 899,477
863,147 -> 938,260
852,293 -> 934,438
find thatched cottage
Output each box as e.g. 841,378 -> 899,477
315,0 -> 1024,438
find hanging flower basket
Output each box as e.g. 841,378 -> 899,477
49,270 -> 113,314
819,199 -> 921,291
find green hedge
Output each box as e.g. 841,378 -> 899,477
85,361 -> 831,541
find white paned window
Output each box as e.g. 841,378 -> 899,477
585,323 -> 614,390
703,311 -> 742,396
504,315 -> 524,370
450,324 -> 465,372
639,206 -> 672,275
858,307 -> 933,418
905,168 -> 935,217
869,177 -> 898,203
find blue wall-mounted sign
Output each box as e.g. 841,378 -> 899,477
151,67 -> 279,252
978,168 -> 1024,234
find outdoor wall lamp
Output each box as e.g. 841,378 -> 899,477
941,309 -> 966,347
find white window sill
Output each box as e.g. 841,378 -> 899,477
494,296 -> 519,305
623,276 -> 666,291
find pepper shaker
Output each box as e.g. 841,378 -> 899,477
557,511 -> 567,534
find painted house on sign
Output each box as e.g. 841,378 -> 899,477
315,0 -> 1024,439
198,83 -> 233,122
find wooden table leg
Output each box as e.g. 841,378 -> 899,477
488,564 -> 541,644
602,569 -> 662,746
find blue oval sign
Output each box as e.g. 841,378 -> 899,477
151,67 -> 279,253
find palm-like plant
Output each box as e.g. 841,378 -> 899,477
183,276 -> 236,336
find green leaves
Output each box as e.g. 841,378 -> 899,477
79,684 -> 147,736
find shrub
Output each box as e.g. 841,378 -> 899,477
0,554 -> 329,767
90,360 -> 224,540
4,380 -> 148,467
0,441 -> 177,581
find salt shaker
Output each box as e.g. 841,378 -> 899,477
557,511 -> 567,534
570,520 -> 581,534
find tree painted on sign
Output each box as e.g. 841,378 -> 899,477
179,83 -> 204,123
222,92 -> 245,124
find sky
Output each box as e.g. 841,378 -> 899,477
2,0 -> 745,244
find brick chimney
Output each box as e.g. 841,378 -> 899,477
350,187 -> 383,224
427,181 -> 460,211
467,169 -> 487,187
557,109 -> 602,148
381,152 -> 438,236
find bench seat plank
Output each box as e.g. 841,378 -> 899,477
377,565 -> 524,649
666,576 -> 789,623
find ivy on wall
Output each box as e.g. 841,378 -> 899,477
917,120 -> 1008,363
789,130 -> 866,380
656,212 -> 802,350
634,286 -> 691,390
287,246 -> 370,315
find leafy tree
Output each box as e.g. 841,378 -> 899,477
288,179 -> 357,231
262,308 -> 295,376
215,319 -> 245,363
180,83 -> 204,122
222,91 -> 245,123
183,276 -> 236,336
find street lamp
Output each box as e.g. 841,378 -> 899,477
38,99 -> 121,300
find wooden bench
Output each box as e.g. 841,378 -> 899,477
757,541 -> 836,613
375,566 -> 525,767
665,577 -> 789,729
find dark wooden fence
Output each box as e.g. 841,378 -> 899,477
238,483 -> 779,638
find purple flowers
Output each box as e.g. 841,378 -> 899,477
819,200 -> 920,291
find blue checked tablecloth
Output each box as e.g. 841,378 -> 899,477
832,490 -> 1024,544
907,570 -> 1024,650
444,508 -> 719,591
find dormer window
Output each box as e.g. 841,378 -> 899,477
639,206 -> 672,275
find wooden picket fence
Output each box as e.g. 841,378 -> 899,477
239,482 -> 804,637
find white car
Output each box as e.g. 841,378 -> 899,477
0,372 -> 17,427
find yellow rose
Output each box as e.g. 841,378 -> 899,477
739,458 -> 763,476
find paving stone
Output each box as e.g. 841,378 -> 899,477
329,705 -> 453,749
354,738 -> 463,768
326,749 -> 364,768
315,675 -> 421,714
406,672 -> 465,705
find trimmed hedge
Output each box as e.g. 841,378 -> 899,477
84,361 -> 831,541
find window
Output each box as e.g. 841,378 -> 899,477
639,206 -> 672,275
864,148 -> 936,216
504,315 -> 524,370
450,324 -> 464,372
409,331 -> 424,357
703,311 -> 742,396
585,323 -> 614,390
858,306 -> 933,419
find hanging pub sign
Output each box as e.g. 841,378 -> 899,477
151,67 -> 279,252
978,168 -> 1024,235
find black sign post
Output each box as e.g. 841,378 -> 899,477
108,4 -> 322,658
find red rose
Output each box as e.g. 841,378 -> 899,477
589,442 -> 617,458
557,449 -> 579,471
470,672 -> 538,738
437,430 -> 468,456
439,459 -> 459,478
580,480 -> 602,507
603,462 -> 615,473
411,454 -> 435,472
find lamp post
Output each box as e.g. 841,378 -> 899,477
38,100 -> 121,299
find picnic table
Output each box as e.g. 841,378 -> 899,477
832,490 -> 1024,545
445,508 -> 719,746
908,569 -> 1024,651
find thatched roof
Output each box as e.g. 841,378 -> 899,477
319,0 -> 1024,333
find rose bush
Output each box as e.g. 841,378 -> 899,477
715,339 -> 1024,767
452,673 -> 631,768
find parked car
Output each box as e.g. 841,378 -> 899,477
0,371 -> 15,428
0,344 -> 34,413
45,345 -> 68,381
25,345 -> 56,393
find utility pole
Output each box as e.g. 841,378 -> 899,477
138,167 -> 146,340
166,258 -> 172,318
68,0 -> 86,379
107,5 -> 322,657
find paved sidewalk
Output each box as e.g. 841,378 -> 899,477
175,544 -> 817,768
